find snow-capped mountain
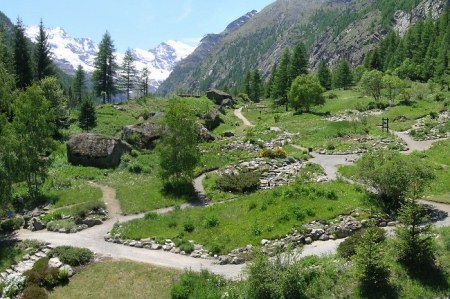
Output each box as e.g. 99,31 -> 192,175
25,25 -> 195,92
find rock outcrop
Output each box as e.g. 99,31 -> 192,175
67,133 -> 131,168
206,89 -> 234,106
202,109 -> 223,131
122,122 -> 161,149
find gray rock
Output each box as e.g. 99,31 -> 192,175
67,133 -> 131,169
134,241 -> 144,248
48,257 -> 62,268
29,217 -> 45,231
304,237 -> 313,245
151,244 -> 161,250
206,88 -> 234,105
222,131 -> 235,138
231,256 -> 245,265
123,122 -> 161,149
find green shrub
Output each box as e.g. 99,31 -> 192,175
144,212 -> 158,220
40,211 -> 63,224
46,219 -> 75,232
24,257 -> 61,288
21,285 -> 48,299
183,223 -> 195,233
204,216 -> 219,228
179,241 -> 194,254
337,226 -> 385,259
216,170 -> 260,193
48,246 -> 93,266
0,217 -> 24,232
171,270 -> 225,299
259,147 -> 287,159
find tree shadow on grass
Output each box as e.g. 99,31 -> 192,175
162,181 -> 199,203
359,281 -> 399,299
407,264 -> 449,291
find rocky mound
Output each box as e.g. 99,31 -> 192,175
123,122 -> 161,149
67,133 -> 131,168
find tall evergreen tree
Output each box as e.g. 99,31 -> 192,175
287,42 -> 308,85
93,31 -> 117,103
317,60 -> 332,90
34,19 -> 54,80
72,65 -> 86,108
265,63 -> 277,98
78,98 -> 97,132
250,69 -> 262,102
140,67 -> 150,97
13,18 -> 33,89
334,59 -> 353,89
244,71 -> 251,96
119,48 -> 136,100
0,62 -> 15,120
0,31 -> 13,73
272,49 -> 291,107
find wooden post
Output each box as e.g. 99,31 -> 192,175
381,118 -> 389,133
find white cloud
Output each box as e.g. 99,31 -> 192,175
181,36 -> 201,47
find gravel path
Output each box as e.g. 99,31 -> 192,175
393,131 -> 445,153
234,107 -> 254,127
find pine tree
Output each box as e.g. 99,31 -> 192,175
250,69 -> 262,102
334,59 -> 353,89
34,19 -> 54,80
317,60 -> 332,90
13,18 -> 33,89
287,42 -> 308,85
72,65 -> 86,108
265,63 -> 277,98
140,67 -> 150,96
244,71 -> 251,96
369,48 -> 383,71
119,48 -> 136,100
272,49 -> 290,107
93,31 -> 117,103
78,98 -> 97,132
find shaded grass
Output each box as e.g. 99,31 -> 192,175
115,181 -> 371,254
48,260 -> 180,299
0,240 -> 41,272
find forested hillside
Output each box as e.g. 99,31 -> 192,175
157,0 -> 447,96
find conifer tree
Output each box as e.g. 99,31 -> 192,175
0,31 -> 13,73
272,49 -> 290,107
250,69 -> 262,102
13,18 -> 33,89
93,31 -> 117,103
34,19 -> 54,80
140,67 -> 150,96
119,48 -> 137,100
78,98 -> 97,132
265,63 -> 277,98
317,60 -> 332,90
244,71 -> 251,96
72,65 -> 86,108
334,59 -> 353,89
287,42 -> 308,85
0,62 -> 15,120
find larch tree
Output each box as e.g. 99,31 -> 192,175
140,67 -> 150,97
119,48 -> 137,100
93,31 -> 117,103
287,42 -> 308,85
272,49 -> 291,108
34,19 -> 54,80
317,60 -> 332,90
250,69 -> 262,102
72,64 -> 86,108
78,98 -> 97,132
334,59 -> 353,89
13,18 -> 33,89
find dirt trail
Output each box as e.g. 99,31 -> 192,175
88,182 -> 122,221
234,107 -> 254,127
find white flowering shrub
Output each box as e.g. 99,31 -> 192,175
2,273 -> 25,298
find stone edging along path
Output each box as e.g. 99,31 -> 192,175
15,107 -> 450,279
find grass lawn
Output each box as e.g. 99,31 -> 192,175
113,180 -> 373,254
49,260 -> 181,299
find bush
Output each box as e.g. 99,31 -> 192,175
24,257 -> 62,289
46,219 -> 75,232
144,212 -> 158,220
216,169 -> 260,193
0,217 -> 24,232
1,273 -> 25,298
259,147 -> 287,159
204,215 -> 219,228
171,270 -> 226,299
21,285 -> 48,299
183,223 -> 195,233
337,226 -> 385,259
48,246 -> 93,266
40,211 -> 63,224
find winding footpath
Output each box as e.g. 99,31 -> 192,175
14,107 -> 450,280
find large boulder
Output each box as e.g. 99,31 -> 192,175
197,124 -> 215,142
206,89 -> 234,106
67,133 -> 131,169
122,122 -> 161,149
202,109 -> 223,131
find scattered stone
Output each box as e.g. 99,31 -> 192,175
48,257 -> 62,268
59,264 -> 74,277
304,237 -> 313,244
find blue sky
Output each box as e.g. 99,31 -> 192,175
2,0 -> 275,51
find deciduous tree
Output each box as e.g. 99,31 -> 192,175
288,75 -> 325,112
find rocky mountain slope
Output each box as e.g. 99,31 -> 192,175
157,0 -> 446,96
25,26 -> 195,92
